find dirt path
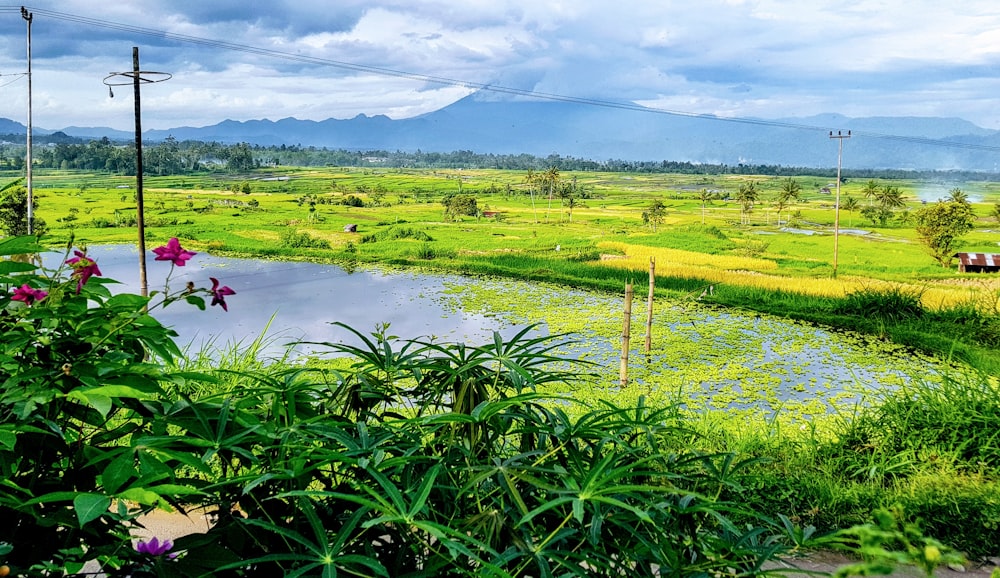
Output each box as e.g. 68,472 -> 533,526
128,509 -> 1000,577
769,550 -> 999,577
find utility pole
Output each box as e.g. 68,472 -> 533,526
103,48 -> 171,297
829,130 -> 850,278
21,6 -> 33,235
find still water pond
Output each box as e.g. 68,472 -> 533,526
63,245 -> 524,356
57,245 -> 948,417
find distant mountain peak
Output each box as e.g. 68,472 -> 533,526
4,97 -> 997,170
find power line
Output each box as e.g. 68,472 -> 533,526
7,6 -> 1000,154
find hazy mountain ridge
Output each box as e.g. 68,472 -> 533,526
7,93 -> 1000,170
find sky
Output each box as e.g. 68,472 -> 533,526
0,1 -> 999,133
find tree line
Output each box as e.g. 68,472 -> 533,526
2,137 -> 999,181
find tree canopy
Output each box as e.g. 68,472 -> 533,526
913,193 -> 977,267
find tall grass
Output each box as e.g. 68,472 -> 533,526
171,315 -> 297,394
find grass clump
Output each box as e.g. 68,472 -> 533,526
360,225 -> 433,243
833,284 -> 925,324
280,228 -> 331,249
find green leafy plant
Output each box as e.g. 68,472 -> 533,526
0,236 -> 234,576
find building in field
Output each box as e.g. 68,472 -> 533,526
954,252 -> 1000,273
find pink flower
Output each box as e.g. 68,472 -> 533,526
135,536 -> 175,558
65,250 -> 102,293
152,238 -> 196,267
11,284 -> 47,305
209,277 -> 235,311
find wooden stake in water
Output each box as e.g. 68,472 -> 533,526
620,282 -> 633,386
645,257 -> 655,355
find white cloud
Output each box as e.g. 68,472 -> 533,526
1,0 -> 999,130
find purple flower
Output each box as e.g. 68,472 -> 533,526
135,536 -> 175,558
209,277 -> 235,311
65,250 -> 102,293
152,238 -> 196,267
11,284 -> 47,305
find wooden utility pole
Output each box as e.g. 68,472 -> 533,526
829,130 -> 851,278
132,48 -> 149,297
104,48 -> 171,298
620,282 -> 633,386
644,257 -> 655,354
21,7 -> 32,235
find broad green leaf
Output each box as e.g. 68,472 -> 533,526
84,393 -> 112,418
0,429 -> 15,451
185,295 -> 206,310
117,487 -> 161,506
74,493 -> 111,526
0,261 -> 38,274
0,236 -> 45,256
105,293 -> 150,311
102,453 -> 137,494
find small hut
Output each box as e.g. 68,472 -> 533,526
954,252 -> 1000,273
343,224 -> 358,233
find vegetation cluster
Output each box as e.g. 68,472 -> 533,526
5,138 -> 1000,182
0,237 -> 984,576
0,155 -> 999,575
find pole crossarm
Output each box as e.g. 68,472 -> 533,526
102,71 -> 172,86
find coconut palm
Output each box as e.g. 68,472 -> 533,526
736,181 -> 759,225
523,169 -> 538,222
698,188 -> 712,224
875,185 -> 906,210
861,179 -> 880,207
841,195 -> 860,227
947,187 -> 969,205
543,166 -> 560,223
777,177 -> 801,224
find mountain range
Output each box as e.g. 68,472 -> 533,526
5,92 -> 1000,171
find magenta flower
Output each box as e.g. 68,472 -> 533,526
11,284 -> 47,305
152,238 -> 196,267
65,250 -> 102,293
209,277 -> 235,311
135,536 -> 176,558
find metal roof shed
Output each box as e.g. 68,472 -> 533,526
954,253 -> 1000,273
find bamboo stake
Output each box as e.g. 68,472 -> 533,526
620,282 -> 633,386
645,257 -> 655,355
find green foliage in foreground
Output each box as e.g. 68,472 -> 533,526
0,236 -> 991,576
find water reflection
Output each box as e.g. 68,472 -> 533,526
44,244 -> 530,358
39,244 -> 947,416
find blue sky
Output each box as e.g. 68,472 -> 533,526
1,1 -> 999,132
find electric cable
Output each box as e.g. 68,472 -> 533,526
4,6 -> 1000,153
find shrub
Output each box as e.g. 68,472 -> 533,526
733,238 -> 770,258
0,243 -> 799,576
360,226 -> 433,244
0,237 -> 236,575
280,229 -> 331,249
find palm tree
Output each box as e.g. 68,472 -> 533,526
875,185 -> 905,211
563,194 -> 578,222
523,169 -> 538,223
735,181 -> 759,225
777,177 -> 801,225
772,198 -> 787,227
861,179 -> 880,207
543,166 -> 559,223
698,189 -> 712,224
947,187 -> 969,205
841,195 -> 859,227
